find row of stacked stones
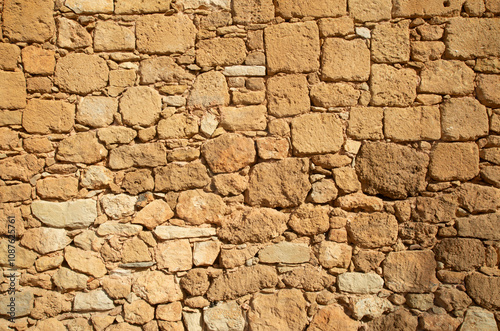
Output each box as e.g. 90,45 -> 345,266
0,0 -> 499,329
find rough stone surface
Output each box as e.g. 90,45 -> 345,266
347,212 -> 398,248
55,53 -> 109,94
322,38 -> 370,81
56,17 -> 92,49
477,74 -> 500,107
203,301 -> 245,331
371,21 -> 410,63
309,304 -> 359,331
73,290 -> 114,311
348,107 -> 384,140
196,38 -> 246,67
317,241 -> 353,268
291,113 -> 343,155
429,142 -> 479,181
120,86 -> 162,127
267,74 -> 309,117
384,106 -> 441,141
258,242 -> 310,264
281,265 -> 335,291
176,189 -> 225,225
434,238 -> 486,271
155,162 -> 209,191
441,97 -> 488,141
132,271 -> 183,305
187,71 -> 230,109
109,143 -> 167,169
155,239 -> 192,272
2,0 -> 55,42
94,21 -> 135,52
310,82 -> 360,108
348,0 -> 392,22
0,43 -> 20,71
289,204 -> 330,236
65,246 -> 107,278
460,306 -> 498,330
420,60 -> 476,96
465,273 -> 500,309
338,272 -> 384,294
65,0 -> 114,13
57,132 -> 107,164
0,71 -> 27,109
53,268 -> 88,292
275,0 -> 346,18
77,96 -> 117,128
393,0 -> 464,17
370,64 -> 418,107
20,228 -> 71,254
32,199 -> 96,228
232,0 -> 274,24
22,46 -> 55,75
23,99 -> 74,134
133,200 -> 173,230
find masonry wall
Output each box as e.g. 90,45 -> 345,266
0,0 -> 500,329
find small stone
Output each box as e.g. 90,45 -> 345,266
347,107 -> 384,140
26,77 -> 52,93
0,238 -> 37,268
370,64 -> 418,107
419,312 -> 461,331
0,43 -> 21,71
98,127 -> 137,146
0,110 -> 22,126
289,204 -> 330,236
267,74 -> 310,118
310,82 -> 360,107
20,227 -> 71,254
77,96 -> 118,128
310,179 -> 338,204
109,143 -> 167,169
57,132 -> 108,164
0,154 -> 44,182
196,38 -> 246,67
156,301 -> 182,321
155,162 -> 209,191
291,113 -> 343,155
0,183 -> 31,202
23,99 -> 74,134
222,66 -> 266,76
155,239 -> 192,271
187,71 -> 229,109
157,114 -> 198,139
258,242 -> 310,264
405,293 -> 434,310
322,38 -> 370,81
2,0 -> 55,43
81,166 -> 113,189
124,299 -> 154,325
309,304 -> 359,331
429,142 -> 479,181
35,255 -> 64,272
282,265 -> 335,291
21,46 -> 55,75
256,137 -> 289,160
411,41 -> 445,62
350,296 -> 394,320
317,241 -> 352,268
97,222 -> 142,236
176,189 -> 225,225
0,71 -> 26,109
477,74 -> 500,107
202,133 -> 256,173
94,21 -> 135,52
347,212 -> 398,248
371,21 -> 410,63
318,17 -> 354,37
120,86 -> 162,127
65,246 -> 107,278
353,250 -> 385,273
213,173 -> 248,196
122,237 -> 152,263
35,177 -> 78,200
193,240 -> 221,266
55,53 -> 108,94
101,194 -> 136,219
204,301 -> 245,331
133,271 -> 183,304
132,200 -> 173,230
65,0 -> 114,13
338,272 -> 384,294
74,290 -> 114,311
220,105 -> 267,131
140,57 -> 194,84
333,167 -> 361,194
434,286 -> 472,312
56,17 -> 92,49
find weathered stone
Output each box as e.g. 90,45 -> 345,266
220,105 -> 267,131
222,66 -> 266,76
120,86 -> 162,127
65,0 -> 114,13
0,154 -> 44,182
65,246 -> 107,277
21,227 -> 71,254
155,239 -> 192,271
94,21 -> 134,52
383,250 -> 440,293
0,43 -> 20,71
124,300 -> 155,325
57,132 -> 107,164
115,0 -> 171,13
218,207 -> 288,244
187,71 -> 229,109
21,46 -> 55,75
310,179 -> 338,203
317,241 -> 352,268
140,57 -> 193,84
434,238 -> 486,271
192,240 -> 220,266
56,17 -> 92,49
456,182 -> 500,214
220,245 -> 260,269
232,0 -> 274,24
196,38 -> 246,67
356,142 -> 429,199
23,136 -> 53,154
460,306 -> 498,331
133,271 -> 183,304
0,184 -> 31,202
180,269 -> 210,297
52,267 -> 88,292
213,173 -> 248,196
155,162 -> 210,191
265,22 -> 320,74
429,142 -> 479,181
136,14 -> 196,54
348,0 -> 391,22
347,212 -> 398,248
106,323 -> 141,331
168,147 -> 200,162
309,304 -> 360,331
399,222 -> 438,248
282,265 -> 335,291
353,250 -> 385,273
0,290 -> 33,317
30,291 -> 69,320
256,137 -> 289,160
98,128 -> 136,148
0,127 -> 19,150
372,21 -> 410,63
481,166 -> 500,187
97,222 -> 142,236
348,107 -> 384,140
419,313 -> 461,331
465,273 -> 500,309
289,204 -> 330,236
420,60 -> 475,96
77,96 -> 118,128
232,89 -> 266,105
2,0 -> 55,42
207,265 -> 278,301
156,301 -> 182,321
318,17 -> 355,37
445,18 -> 500,60
203,301 -> 245,331
248,289 -> 307,331
132,200 -> 173,230
23,99 -> 74,134
477,74 -> 500,108
267,74 -> 309,117
81,165 -> 113,189
0,238 -> 37,268
370,64 -> 418,106
109,143 -> 167,169
55,53 -> 109,94
322,38 -> 370,81
0,71 -> 26,109
258,242 -> 310,263
457,214 -> 500,242
26,76 -> 52,93
101,194 -> 136,219
176,189 -> 225,225
481,148 -> 500,165
351,296 -> 394,320
310,82 -> 360,108
405,293 -> 434,311
35,177 -> 78,200
74,290 -> 114,311
411,41 -> 445,62
122,237 -> 152,263
101,275 -> 131,299
333,167 -> 361,194
275,0 -> 346,18
180,0 -> 230,10
434,286 -> 472,312
384,106 -> 441,141
202,133 -> 255,174
0,110 -> 22,126
154,226 -> 216,240
157,114 -> 197,139
32,199 -> 96,228
338,272 -> 384,294
291,113 -> 343,155
393,0 -> 464,17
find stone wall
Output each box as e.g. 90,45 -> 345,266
0,0 -> 499,329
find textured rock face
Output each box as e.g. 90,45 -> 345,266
347,212 -> 398,248
55,54 -> 109,94
0,71 -> 27,109
291,113 -> 344,155
2,0 -> 55,42
23,99 -> 74,134
202,133 -> 256,173
322,38 -> 370,81
309,305 -> 360,331
267,74 -> 309,117
31,200 -> 97,228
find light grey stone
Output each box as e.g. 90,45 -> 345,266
258,242 -> 310,264
338,272 -> 384,294
97,222 -> 142,236
31,199 -> 97,229
204,301 -> 246,331
73,290 -> 115,311
222,66 -> 266,76
154,226 -> 216,240
101,194 -> 137,219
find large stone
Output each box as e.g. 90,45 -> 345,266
347,212 -> 398,248
383,250 -> 440,293
193,240 -> 220,266
220,105 -> 267,131
457,214 -> 500,241
246,158 -> 311,208
384,106 -> 440,141
65,0 -> 114,13
154,162 -> 210,191
411,40 -> 446,62
477,74 -> 500,107
289,204 -> 329,236
139,57 -> 194,84
370,64 -> 418,106
412,195 -> 457,224
0,71 -> 26,109
115,0 -> 171,13
0,154 -> 44,182
0,110 -> 22,126
309,305 -> 359,331
267,74 -> 309,117
281,265 -> 335,291
204,301 -> 245,331
420,60 -> 475,95
21,46 -> 55,75
456,183 -> 500,214
206,265 -> 278,301
98,126 -> 137,146
176,189 -> 225,225
120,86 -> 162,127
248,290 -> 308,331
55,53 -> 108,94
97,222 -> 142,236
0,43 -> 20,71
20,228 -> 71,254
77,96 -> 117,128
275,0 -> 346,18
441,97 -> 488,141
124,300 -> 154,325
258,242 -> 310,264
445,18 -> 500,60
157,114 -> 198,139
23,99 -> 74,134
133,200 -> 173,230
368,309 -> 418,331
322,38 -> 370,81
371,21 -> 410,63
218,207 -> 288,244
348,107 -> 384,140
348,0 -> 392,22
2,0 -> 55,42
101,194 -> 136,219
35,177 -> 78,200
429,142 -> 479,181
434,286 -> 472,312
57,132 -> 107,164
317,241 -> 353,268
338,272 -> 384,294
101,276 -> 132,299
460,306 -> 498,330
465,273 -> 500,309
434,238 -> 486,271
94,21 -> 135,52
265,22 -> 320,74
65,246 -> 107,278
108,143 -> 167,169
56,17 -> 92,49
31,199 -> 96,228
291,113 -> 343,155
74,290 -> 114,311
350,297 -> 394,320
0,290 -> 34,318
0,238 -> 37,268
187,71 -> 229,109
122,237 -> 151,263
232,0 -> 274,24
393,0 -> 464,17
154,226 -> 216,240
155,239 -> 192,272
196,38 -> 246,67
356,142 -> 429,199
310,82 -> 360,108
0,183 -> 31,202
136,14 -> 196,54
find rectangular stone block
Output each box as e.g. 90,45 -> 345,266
348,107 -> 384,140
220,105 -> 267,131
384,106 -> 441,141
393,0 -> 464,17
2,0 -> 55,42
370,64 -> 418,107
275,0 -> 346,18
0,43 -> 20,71
322,38 -> 370,81
115,0 -> 171,13
348,0 -> 392,22
0,71 -> 26,109
371,21 -> 410,63
65,0 -> 114,13
445,18 -> 500,59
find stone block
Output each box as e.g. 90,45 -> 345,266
322,38 -> 370,81
55,53 -> 109,94
371,21 -> 410,63
370,64 -> 418,107
291,113 -> 343,155
21,46 -> 55,75
56,17 -> 92,49
77,96 -> 117,128
22,99 -> 74,134
0,71 -> 26,109
232,0 -> 274,24
392,0 -> 464,17
348,0 -> 392,22
419,60 -> 475,95
440,97 -> 488,141
2,0 -> 55,42
220,105 -> 267,131
348,107 -> 384,140
115,0 -> 171,13
94,21 -> 135,52
275,0 -> 346,18
196,38 -> 246,67
384,106 -> 441,141
267,74 -> 309,117
310,82 -> 360,108
0,43 -> 20,71
429,142 -> 479,181
445,18 -> 500,59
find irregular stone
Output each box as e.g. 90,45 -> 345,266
347,107 -> 384,140
140,57 -> 194,84
481,148 -> 500,165
218,207 -> 288,244
383,250 -> 440,293
32,199 -> 96,228
392,0 -> 464,17
0,154 -> 44,182
30,292 -> 68,320
477,74 -> 500,108
419,60 -> 475,96
317,241 -> 352,268
155,162 -> 209,191
154,225 -> 216,240
434,286 -> 472,312
411,41 -> 445,62
155,239 -> 192,271
0,128 -> 20,150
348,0 -> 391,22
322,38 -> 370,81
310,179 -> 338,204
193,240 -> 220,267
94,21 -> 134,52
136,14 -> 196,54
105,323 -> 141,331
176,189 -> 225,225
353,250 -> 385,273
371,21 -> 410,63
318,17 -> 354,38
309,304 -> 359,331
2,0 -> 55,42
370,64 -> 418,106
81,166 -> 113,189
56,17 -> 92,49
0,43 -> 20,71
23,99 -> 74,134
246,158 -> 311,208
196,38 -> 246,67
115,0 -> 171,13
232,0 -> 274,24
21,227 -> 71,254
131,200 -> 173,230
74,290 -> 114,311
122,237 -> 151,263
456,183 -> 500,213
256,137 -> 289,160
65,246 -> 107,278
384,106 -> 441,141
356,142 -> 429,199
207,265 -> 278,301
133,271 -> 183,304
275,0 -> 346,18
55,53 -> 108,94
288,204 -> 330,236
57,132 -> 107,164
220,105 -> 267,131
187,71 -> 229,109
109,143 -> 167,169
267,74 -> 309,117
120,86 -> 162,127
399,222 -> 438,248
97,222 -> 142,236
333,167 -> 361,194
0,71 -> 26,109
349,296 -> 393,320
465,273 -> 500,309
156,301 -> 182,321
52,267 -> 87,292
338,272 -> 384,294
460,306 -> 498,330
65,0 -> 114,13
429,142 -> 479,181
101,194 -> 136,219
180,268 -> 210,296
310,82 -> 360,108
457,214 -> 500,242
77,96 -> 117,128
35,177 -> 78,200
347,212 -> 398,248
265,22 -> 320,74
258,242 -> 310,264
291,113 -> 343,155
213,173 -> 248,196
445,18 -> 500,60
157,114 -> 198,139
101,275 -> 131,299
0,290 -> 33,317
21,46 -> 55,75
0,238 -> 37,268
202,134 -> 255,174
481,166 -> 500,187
419,313 -> 461,331
124,299 -> 154,325
434,238 -> 486,271
122,169 -> 154,195
0,184 -> 31,203
23,136 -> 53,153
204,301 -> 245,331
281,265 -> 335,292
179,0 -> 230,10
